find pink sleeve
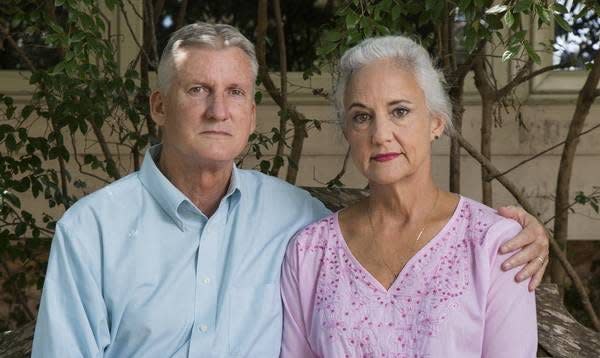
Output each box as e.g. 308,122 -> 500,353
482,219 -> 538,358
280,235 -> 318,358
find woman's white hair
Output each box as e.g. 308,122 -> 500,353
334,36 -> 453,134
157,22 -> 258,93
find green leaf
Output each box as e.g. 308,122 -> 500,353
259,160 -> 270,174
15,223 -> 27,237
272,156 -> 284,169
552,3 -> 568,14
21,105 -> 34,120
485,4 -> 507,14
535,4 -> 552,25
3,192 -> 21,208
254,91 -> 262,104
555,16 -> 572,33
513,0 -> 533,13
345,10 -> 360,30
503,10 -> 515,28
524,41 -> 541,64
502,50 -> 515,62
392,4 -> 402,20
48,21 -> 63,34
323,30 -> 342,42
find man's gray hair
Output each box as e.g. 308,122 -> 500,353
157,22 -> 258,92
334,36 -> 453,133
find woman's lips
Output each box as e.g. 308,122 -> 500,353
371,152 -> 400,162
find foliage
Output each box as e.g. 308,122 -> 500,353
0,0 -> 148,330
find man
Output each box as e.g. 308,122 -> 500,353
32,22 -> 549,357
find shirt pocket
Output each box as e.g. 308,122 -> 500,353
228,283 -> 282,357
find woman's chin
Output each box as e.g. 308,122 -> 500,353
366,172 -> 412,186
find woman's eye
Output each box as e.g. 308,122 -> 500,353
391,107 -> 409,118
352,113 -> 371,123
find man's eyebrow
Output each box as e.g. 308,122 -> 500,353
227,83 -> 251,89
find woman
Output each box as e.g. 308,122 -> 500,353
280,36 -> 537,357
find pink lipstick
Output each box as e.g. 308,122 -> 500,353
371,152 -> 400,162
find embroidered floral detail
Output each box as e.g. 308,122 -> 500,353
293,198 -> 503,356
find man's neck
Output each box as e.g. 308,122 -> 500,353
158,151 -> 233,218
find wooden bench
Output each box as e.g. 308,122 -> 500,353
1,187 -> 598,357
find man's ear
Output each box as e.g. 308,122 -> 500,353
250,102 -> 257,133
150,90 -> 167,126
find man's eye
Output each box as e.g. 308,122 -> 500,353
391,107 -> 409,118
189,86 -> 208,95
230,88 -> 245,96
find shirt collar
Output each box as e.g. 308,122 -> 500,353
138,144 -> 242,231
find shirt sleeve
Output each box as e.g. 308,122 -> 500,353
280,234 -> 318,358
32,222 -> 110,358
482,219 -> 538,358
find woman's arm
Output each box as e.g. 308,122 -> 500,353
483,220 -> 538,357
280,238 -> 318,358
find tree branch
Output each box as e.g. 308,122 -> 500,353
490,122 -> 600,180
120,2 -> 155,68
0,22 -> 35,71
454,131 -> 600,331
326,146 -> 351,187
90,121 -> 122,179
552,49 -> 600,300
269,0 -> 289,177
256,0 -> 308,183
497,63 -> 565,99
174,0 -> 189,31
0,259 -> 34,321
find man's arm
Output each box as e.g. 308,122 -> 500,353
496,206 -> 550,291
32,223 -> 110,357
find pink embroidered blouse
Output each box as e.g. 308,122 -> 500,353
280,196 -> 537,357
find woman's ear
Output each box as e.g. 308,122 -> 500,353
150,90 -> 167,126
430,113 -> 446,140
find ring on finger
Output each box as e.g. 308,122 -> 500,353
536,255 -> 545,264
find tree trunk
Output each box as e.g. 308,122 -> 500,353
473,57 -> 494,206
552,51 -> 600,293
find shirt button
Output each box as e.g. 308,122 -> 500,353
203,277 -> 211,284
199,324 -> 209,332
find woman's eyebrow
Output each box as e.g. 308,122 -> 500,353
347,102 -> 368,110
388,99 -> 413,106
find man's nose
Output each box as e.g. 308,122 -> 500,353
207,93 -> 228,121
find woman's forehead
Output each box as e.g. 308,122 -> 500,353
344,62 -> 423,105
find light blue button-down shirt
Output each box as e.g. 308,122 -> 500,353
32,145 -> 330,357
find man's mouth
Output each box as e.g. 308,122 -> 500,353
201,130 -> 232,136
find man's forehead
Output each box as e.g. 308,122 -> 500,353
172,46 -> 253,83
173,45 -> 251,68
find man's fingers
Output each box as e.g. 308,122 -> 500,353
499,230 -> 534,255
501,236 -> 548,270
528,259 -> 548,292
497,205 -> 525,222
